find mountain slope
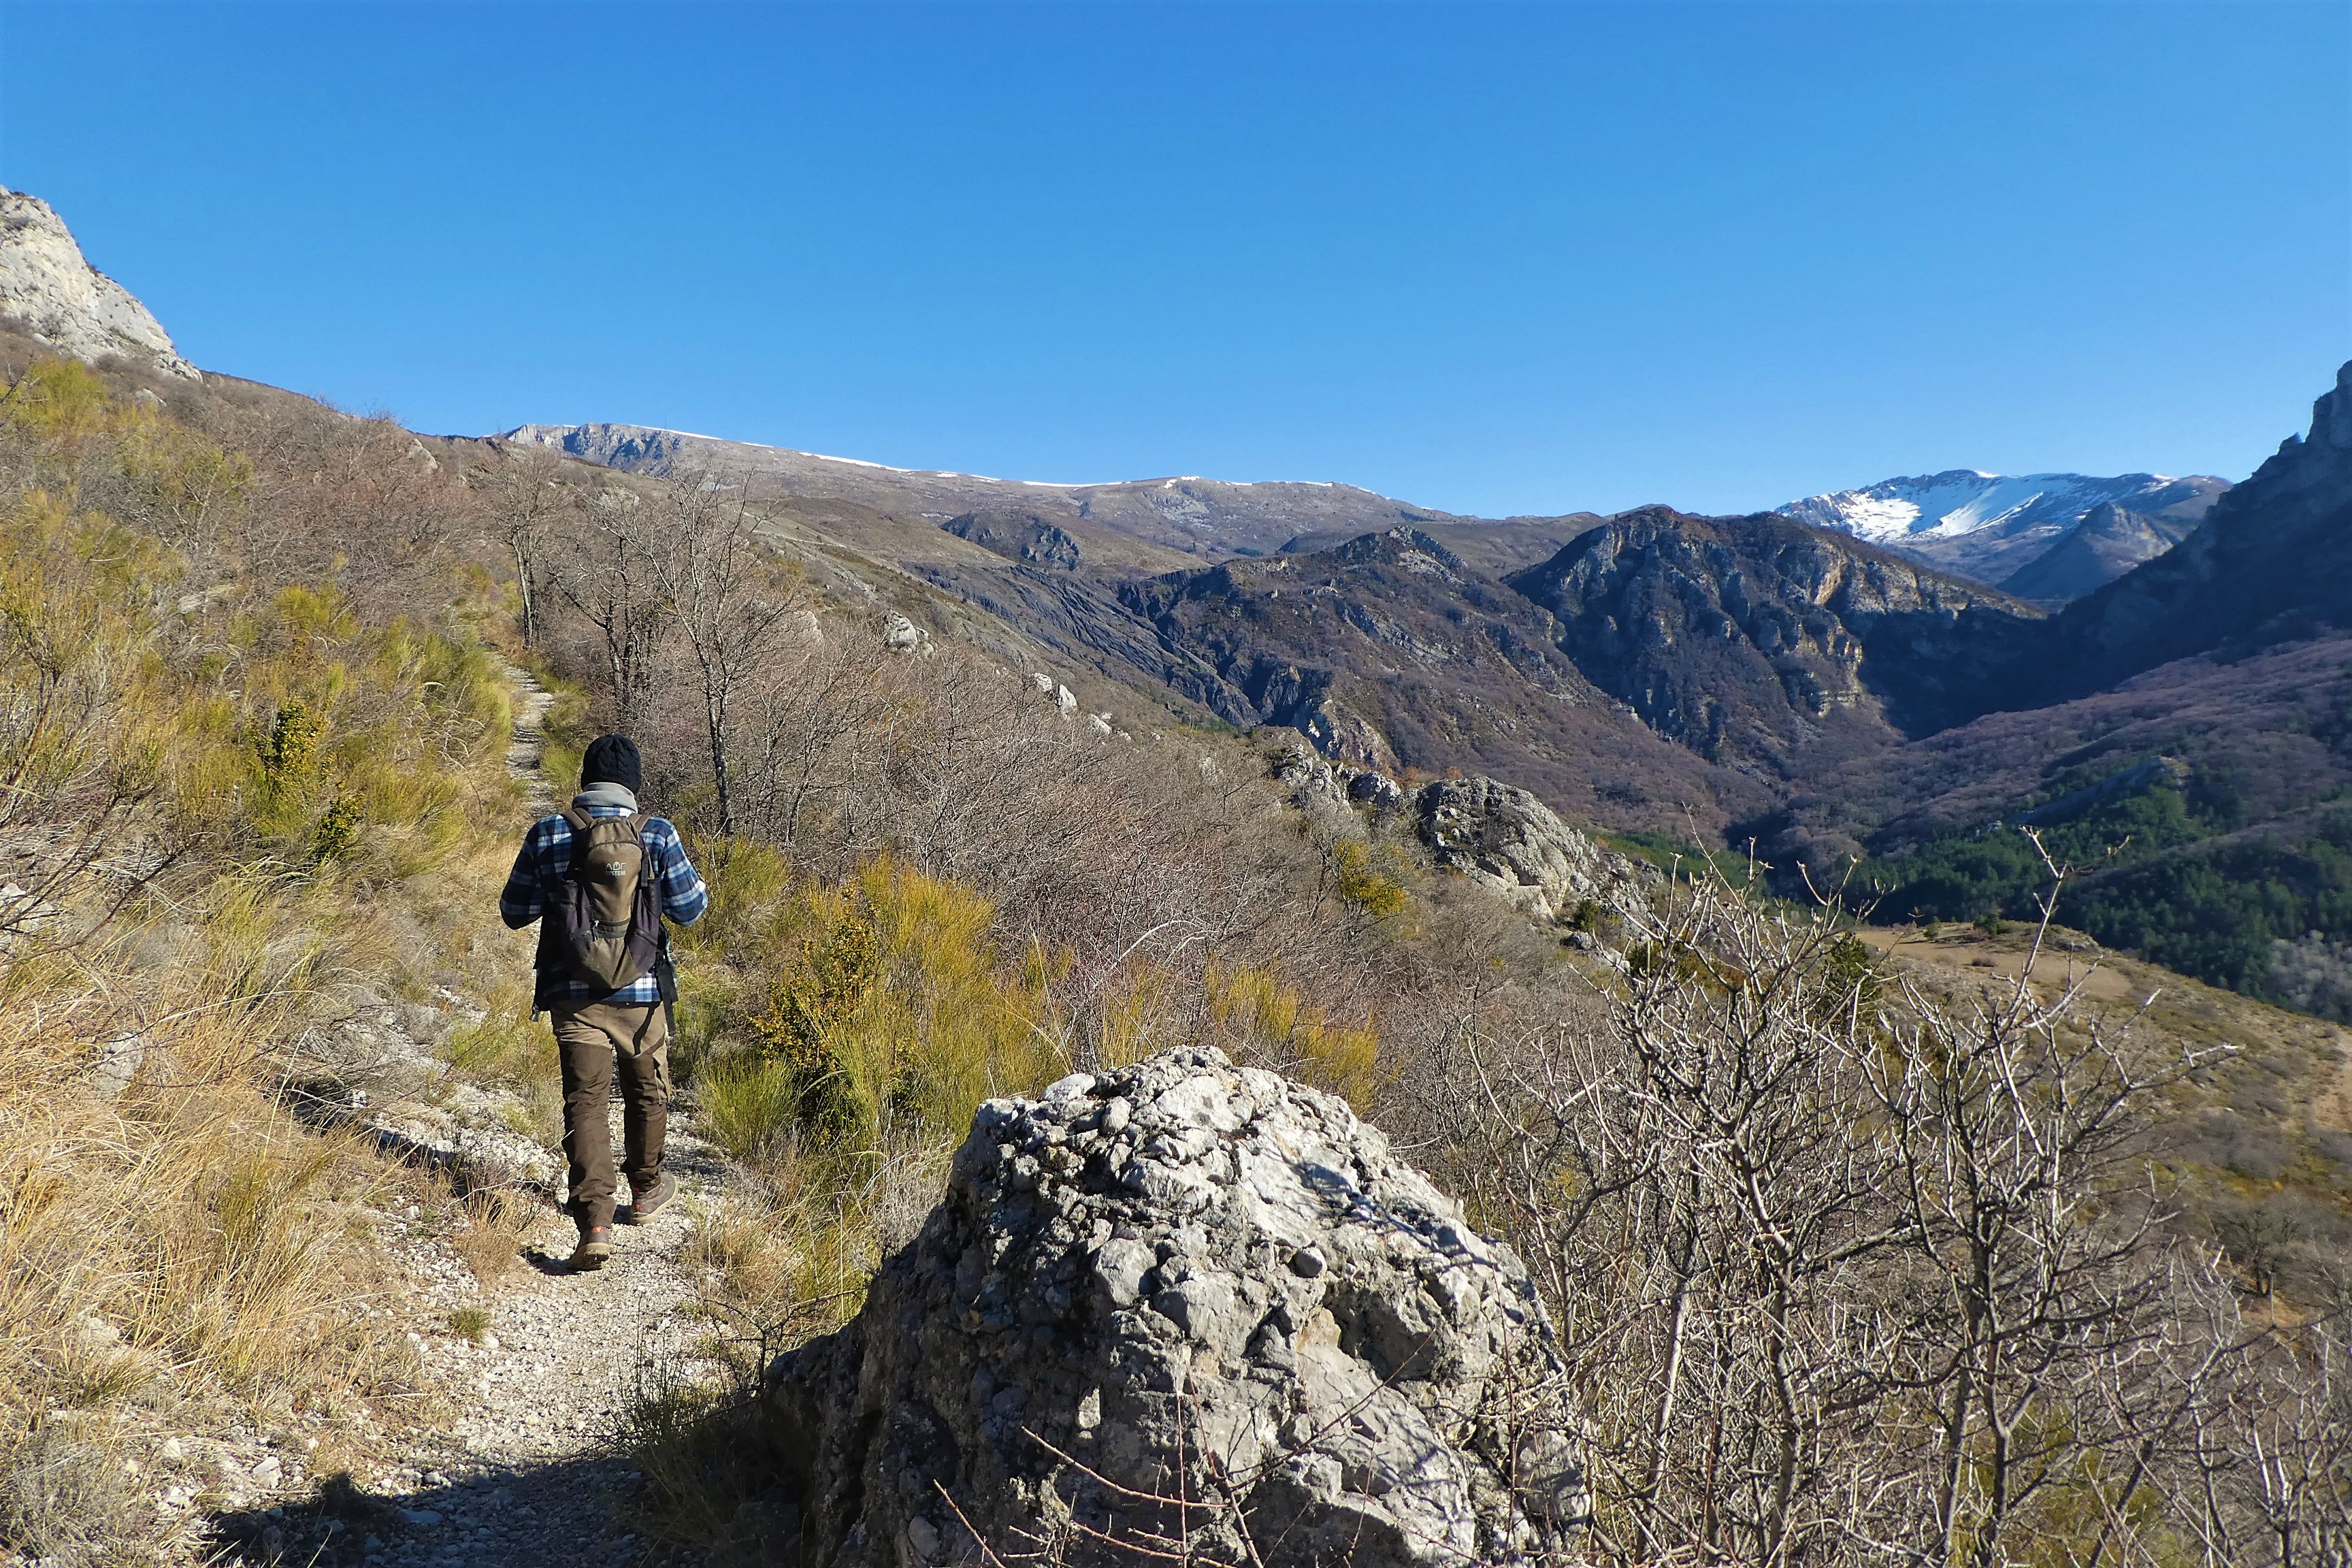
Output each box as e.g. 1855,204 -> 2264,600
497,420 -> 1499,564
1780,469 -> 2225,591
1113,527 -> 1767,830
1999,501 -> 2197,602
1504,507 -> 2041,774
2031,363 -> 2352,702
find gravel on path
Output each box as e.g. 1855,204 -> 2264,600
201,663 -> 732,1568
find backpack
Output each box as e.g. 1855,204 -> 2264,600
542,806 -> 665,993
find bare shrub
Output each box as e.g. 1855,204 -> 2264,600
1387,845 -> 2317,1565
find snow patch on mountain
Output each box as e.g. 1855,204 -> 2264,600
1780,470 -> 2222,545
498,422 -> 1339,492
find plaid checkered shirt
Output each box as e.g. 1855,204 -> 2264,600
499,798 -> 708,1008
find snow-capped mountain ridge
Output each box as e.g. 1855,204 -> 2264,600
1780,469 -> 2215,544
1776,468 -> 2229,596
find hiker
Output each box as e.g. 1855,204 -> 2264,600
499,734 -> 708,1272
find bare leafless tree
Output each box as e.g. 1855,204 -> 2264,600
487,453 -> 578,648
640,475 -> 808,836
1385,845 -> 2285,1567
544,487 -> 668,729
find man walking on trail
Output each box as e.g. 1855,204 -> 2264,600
499,734 -> 708,1273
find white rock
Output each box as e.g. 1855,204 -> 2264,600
881,612 -> 929,654
0,186 -> 197,378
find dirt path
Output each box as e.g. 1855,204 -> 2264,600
209,664 -> 725,1567
504,666 -> 557,807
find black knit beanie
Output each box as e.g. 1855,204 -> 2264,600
580,734 -> 642,794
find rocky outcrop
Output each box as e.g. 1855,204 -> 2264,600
882,612 -> 934,655
1417,776 -> 1657,924
0,186 -> 197,380
764,1047 -> 1585,1567
2037,361 -> 2352,698
943,509 -> 1084,571
1271,746 -> 1657,927
500,421 -> 694,475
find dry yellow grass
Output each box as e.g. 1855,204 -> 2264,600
0,353 -> 536,1555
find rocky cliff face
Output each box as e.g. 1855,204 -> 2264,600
1507,508 -> 2039,768
0,186 -> 197,380
2036,360 -> 2352,700
941,509 -> 1085,570
500,421 -> 689,474
764,1047 -> 1586,1567
1115,527 -> 1764,831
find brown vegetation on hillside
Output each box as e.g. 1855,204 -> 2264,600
488,448 -> 2351,1564
0,335 -> 534,1560
2,336 -> 2344,1565
1399,865 -> 2351,1565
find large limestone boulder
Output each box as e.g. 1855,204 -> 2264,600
765,1047 -> 1584,1567
0,187 -> 197,380
1416,776 -> 1656,924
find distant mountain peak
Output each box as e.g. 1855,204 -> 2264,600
1780,470 -> 2215,545
1777,468 -> 2229,598
493,420 -> 1475,561
0,186 -> 197,380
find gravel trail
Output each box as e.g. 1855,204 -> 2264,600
206,662 -> 727,1567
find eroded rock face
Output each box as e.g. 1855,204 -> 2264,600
1505,505 -> 2035,755
1417,776 -> 1656,924
764,1047 -> 1584,1567
0,187 -> 197,380
1270,738 -> 1656,928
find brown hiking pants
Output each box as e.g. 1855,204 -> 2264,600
550,1000 -> 670,1231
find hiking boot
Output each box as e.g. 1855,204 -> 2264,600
568,1224 -> 613,1272
627,1172 -> 676,1225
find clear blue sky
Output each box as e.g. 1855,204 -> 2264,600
1,2 -> 2344,517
